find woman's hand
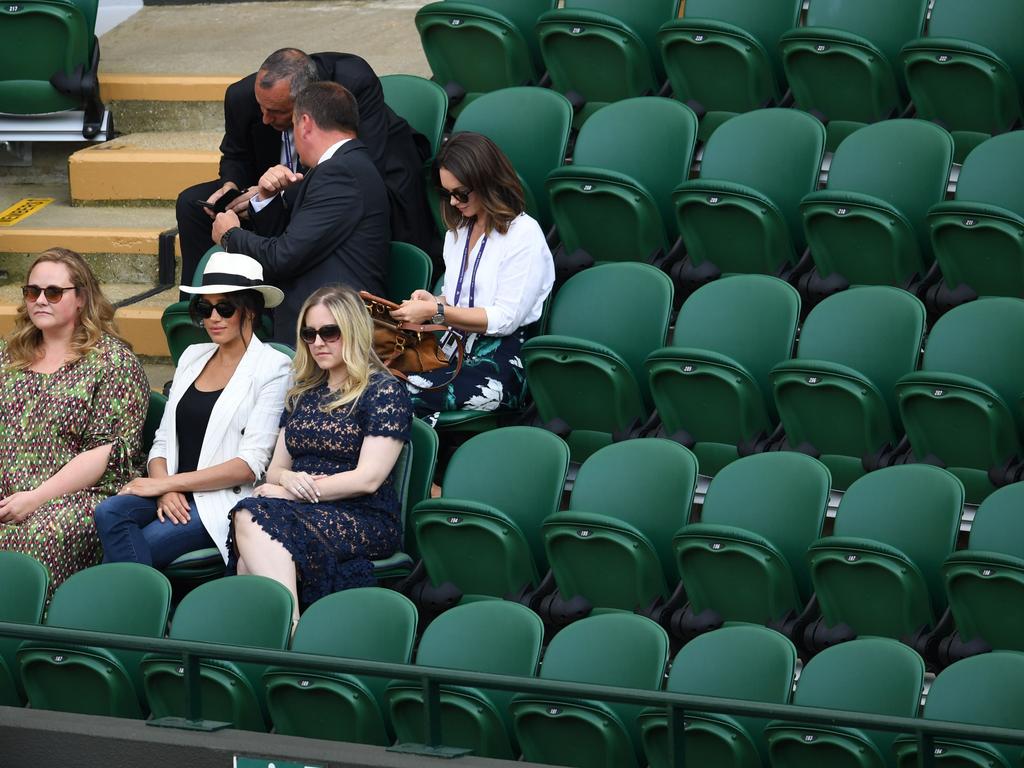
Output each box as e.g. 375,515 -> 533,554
390,298 -> 437,324
410,289 -> 436,303
0,490 -> 44,524
251,483 -> 299,501
156,492 -> 191,525
280,469 -> 321,503
118,477 -> 170,498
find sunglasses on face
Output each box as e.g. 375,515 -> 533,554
438,185 -> 473,205
299,324 -> 342,344
22,285 -> 78,303
194,298 -> 239,319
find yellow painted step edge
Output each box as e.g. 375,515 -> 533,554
99,74 -> 241,103
0,305 -> 169,357
69,148 -> 219,202
0,228 -> 179,256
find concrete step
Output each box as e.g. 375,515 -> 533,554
0,283 -> 176,357
68,130 -> 221,204
0,183 -> 179,285
101,74 -> 237,134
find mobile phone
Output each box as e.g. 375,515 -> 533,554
192,186 -> 245,214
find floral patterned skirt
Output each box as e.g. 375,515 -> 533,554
405,331 -> 527,423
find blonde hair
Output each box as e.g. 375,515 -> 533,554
287,284 -> 388,414
6,248 -> 128,370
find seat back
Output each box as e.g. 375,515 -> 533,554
0,552 -> 48,705
931,132 -> 1024,296
514,613 -> 670,768
544,439 -> 697,610
546,97 -> 698,262
452,87 -> 572,230
674,108 -> 825,273
380,74 -> 448,158
403,418 -> 438,561
386,241 -> 432,303
899,652 -> 1024,767
388,600 -> 544,755
768,638 -> 924,768
0,0 -> 95,115
805,119 -> 954,285
645,626 -> 796,767
143,391 -> 166,455
813,465 -> 963,635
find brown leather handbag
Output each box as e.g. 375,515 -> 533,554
360,291 -> 463,390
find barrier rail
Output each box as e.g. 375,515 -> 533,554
3,620 -> 1023,767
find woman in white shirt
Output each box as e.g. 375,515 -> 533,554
391,131 -> 554,421
94,252 -> 291,569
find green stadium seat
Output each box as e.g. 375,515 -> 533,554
928,132 -> 1024,302
451,86 -> 572,230
521,262 -> 673,462
380,74 -> 448,158
658,0 -> 802,140
893,652 -> 1024,768
673,452 -> 830,632
0,552 -> 48,706
18,563 -> 171,718
640,626 -> 798,768
672,108 -> 825,279
941,482 -> 1024,657
141,575 -> 293,731
646,274 -> 800,475
142,391 -> 166,456
766,637 -> 925,768
415,0 -> 553,116
801,119 -> 954,290
386,600 -> 544,759
806,465 -> 963,645
536,0 -> 679,126
0,0 -> 106,137
401,418 -> 439,562
542,439 -> 698,613
370,441 -> 416,581
385,241 -> 433,303
162,245 -> 220,366
412,426 -> 569,601
770,286 -> 927,489
545,97 -> 698,265
264,588 -> 417,745
900,0 -> 1024,163
895,297 -> 1024,503
510,613 -> 670,768
780,0 -> 929,149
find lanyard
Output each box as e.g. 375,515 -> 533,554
452,228 -> 488,308
283,130 -> 296,171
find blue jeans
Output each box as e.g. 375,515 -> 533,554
94,494 -> 215,569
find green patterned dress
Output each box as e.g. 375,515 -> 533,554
0,334 -> 149,591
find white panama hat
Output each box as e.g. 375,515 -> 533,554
180,251 -> 284,308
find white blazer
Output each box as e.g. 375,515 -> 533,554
148,336 -> 291,562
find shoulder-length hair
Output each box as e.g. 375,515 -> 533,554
6,247 -> 127,370
287,284 -> 389,414
436,131 -> 525,236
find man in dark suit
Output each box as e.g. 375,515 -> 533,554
211,81 -> 389,346
177,48 -> 432,289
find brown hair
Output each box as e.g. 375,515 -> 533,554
436,132 -> 525,235
6,248 -> 128,370
294,81 -> 359,135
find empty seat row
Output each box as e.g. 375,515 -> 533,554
415,0 -> 1024,159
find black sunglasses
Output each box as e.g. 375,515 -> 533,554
299,324 -> 342,344
194,298 -> 239,319
438,185 -> 473,204
22,285 -> 78,303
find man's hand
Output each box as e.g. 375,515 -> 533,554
0,490 -> 44,524
257,164 -> 303,200
156,492 -> 192,525
226,187 -> 259,217
118,476 -> 170,498
212,210 -> 242,245
203,182 -> 240,219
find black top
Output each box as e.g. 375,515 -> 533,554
175,382 -> 223,475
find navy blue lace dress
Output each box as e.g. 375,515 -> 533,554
228,373 -> 412,606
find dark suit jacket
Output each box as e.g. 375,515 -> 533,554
219,52 -> 433,252
226,139 -> 390,346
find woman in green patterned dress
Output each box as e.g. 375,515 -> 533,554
0,247 -> 149,591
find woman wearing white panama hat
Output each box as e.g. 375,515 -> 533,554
94,252 -> 292,569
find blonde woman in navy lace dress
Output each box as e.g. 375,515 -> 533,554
228,285 -> 412,622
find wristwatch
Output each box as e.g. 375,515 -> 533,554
431,303 -> 446,325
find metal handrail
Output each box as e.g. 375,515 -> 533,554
4,620 -> 1024,768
